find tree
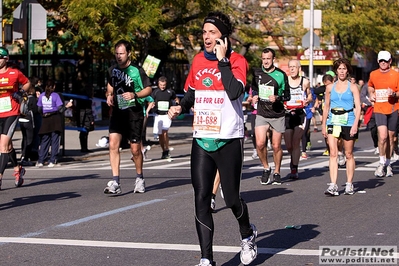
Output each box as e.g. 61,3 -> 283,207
4,0 -> 303,87
227,0 -> 305,68
316,0 -> 399,59
60,0 -> 220,62
4,0 -> 301,63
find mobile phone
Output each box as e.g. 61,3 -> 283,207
216,34 -> 228,45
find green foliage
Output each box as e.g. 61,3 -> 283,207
316,0 -> 399,58
4,0 -> 301,75
59,0 -> 220,60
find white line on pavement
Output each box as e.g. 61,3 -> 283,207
16,199 -> 165,239
0,237 -> 322,256
1,237 -> 398,258
25,155 -> 387,172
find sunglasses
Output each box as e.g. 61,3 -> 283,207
379,59 -> 389,63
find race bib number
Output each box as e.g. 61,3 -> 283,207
0,96 -> 12,113
117,94 -> 136,110
332,125 -> 342,138
157,101 -> 169,111
287,88 -> 304,107
258,84 -> 274,101
331,113 -> 348,125
193,109 -> 221,134
375,89 -> 389,103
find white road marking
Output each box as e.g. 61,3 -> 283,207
3,147 -> 396,259
146,160 -> 190,169
25,151 -> 383,172
1,237 -> 398,258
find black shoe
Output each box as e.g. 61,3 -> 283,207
260,168 -> 272,185
161,150 -> 170,159
272,173 -> 282,185
21,160 -> 35,166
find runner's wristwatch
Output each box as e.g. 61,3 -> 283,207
219,57 -> 229,63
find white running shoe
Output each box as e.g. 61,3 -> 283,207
219,184 -> 224,199
337,153 -> 346,167
210,198 -> 216,212
141,148 -> 151,162
374,147 -> 379,155
324,183 -> 339,196
374,163 -> 385,177
240,224 -> 258,265
344,182 -> 354,195
386,165 -> 393,177
134,177 -> 145,193
104,180 -> 121,194
267,141 -> 272,150
251,149 -> 259,160
300,152 -> 308,160
196,258 -> 215,266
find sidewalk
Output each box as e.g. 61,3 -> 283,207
13,115 -> 194,161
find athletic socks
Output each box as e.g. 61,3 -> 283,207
0,153 -> 9,175
112,176 -> 120,184
9,149 -> 18,167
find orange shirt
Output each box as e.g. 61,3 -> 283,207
368,69 -> 399,114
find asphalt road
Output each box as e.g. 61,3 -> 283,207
0,128 -> 398,266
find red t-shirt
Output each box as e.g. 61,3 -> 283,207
184,52 -> 248,139
184,52 -> 247,92
0,68 -> 29,118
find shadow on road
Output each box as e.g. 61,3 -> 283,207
222,224 -> 320,266
354,177 -> 385,192
0,192 -> 81,211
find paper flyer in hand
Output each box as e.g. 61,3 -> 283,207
142,55 -> 161,78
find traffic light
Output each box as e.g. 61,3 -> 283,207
2,19 -> 13,44
4,24 -> 12,44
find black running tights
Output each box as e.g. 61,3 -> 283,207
190,138 -> 252,261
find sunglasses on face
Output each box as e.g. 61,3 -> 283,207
379,59 -> 389,63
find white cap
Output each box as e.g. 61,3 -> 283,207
378,51 -> 391,61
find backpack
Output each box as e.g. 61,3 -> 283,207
19,93 -> 29,117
